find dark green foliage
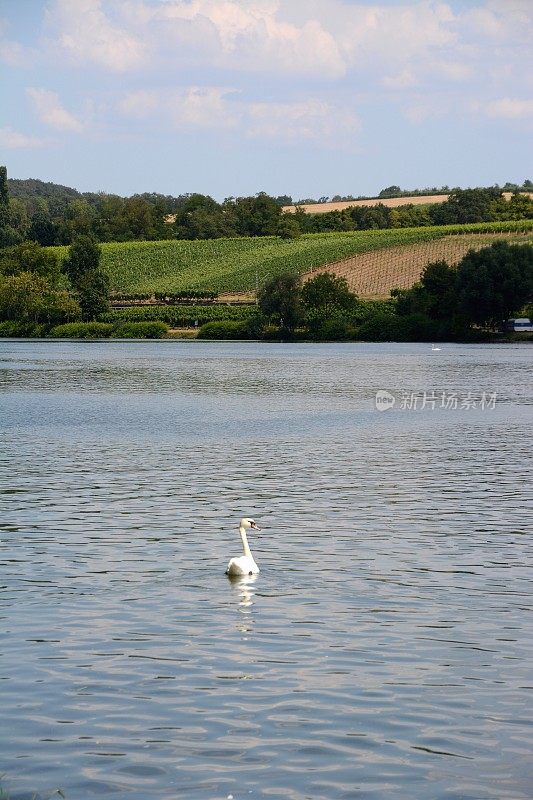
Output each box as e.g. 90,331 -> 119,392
302,272 -> 357,312
101,303 -> 255,327
277,215 -> 301,239
305,307 -> 353,341
438,187 -> 502,224
75,268 -> 110,321
28,210 -> 59,246
62,236 -> 109,320
258,272 -> 301,340
379,185 -> 402,198
0,320 -> 45,337
0,165 -> 21,247
0,241 -> 61,286
49,321 -> 114,338
0,272 -> 80,324
301,273 -> 358,340
0,166 -> 9,228
62,235 -> 101,283
5,177 -> 532,247
456,241 -> 533,327
232,193 -> 282,237
197,319 -> 252,339
395,260 -> 457,321
356,312 -> 407,341
392,240 -> 533,335
112,321 -> 169,338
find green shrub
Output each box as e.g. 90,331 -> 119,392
112,321 -> 169,338
197,319 -> 252,339
49,321 -> 114,338
0,320 -> 45,337
100,303 -> 255,327
305,306 -> 352,341
356,313 -> 408,341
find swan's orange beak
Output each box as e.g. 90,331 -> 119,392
251,522 -> 260,530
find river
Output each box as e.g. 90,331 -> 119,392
1,340 -> 532,800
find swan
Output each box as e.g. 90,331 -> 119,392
431,344 -> 441,351
226,518 -> 260,576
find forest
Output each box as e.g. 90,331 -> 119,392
3,171 -> 532,246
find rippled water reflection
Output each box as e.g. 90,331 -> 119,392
1,341 -> 532,800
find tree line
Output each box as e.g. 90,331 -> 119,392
198,241 -> 532,342
0,170 -> 110,335
2,168 -> 532,246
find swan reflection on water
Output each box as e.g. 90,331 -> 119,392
227,572 -> 258,611
227,573 -> 258,633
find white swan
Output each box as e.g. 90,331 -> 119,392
226,518 -> 260,576
431,344 -> 441,351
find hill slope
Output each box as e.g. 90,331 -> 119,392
51,220 -> 533,297
303,230 -> 533,298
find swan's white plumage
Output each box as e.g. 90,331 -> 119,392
226,518 -> 260,576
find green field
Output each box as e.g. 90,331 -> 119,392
52,220 -> 533,295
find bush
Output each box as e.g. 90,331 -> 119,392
197,319 -> 252,339
0,320 -> 45,337
49,322 -> 114,338
356,313 -> 408,341
101,303 -> 256,327
112,321 -> 169,338
305,307 -> 352,341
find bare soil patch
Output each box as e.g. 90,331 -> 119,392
301,232 -> 533,299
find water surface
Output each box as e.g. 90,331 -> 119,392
1,341 -> 532,800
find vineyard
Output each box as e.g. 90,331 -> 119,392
306,230 -> 533,298
100,303 -> 257,328
52,219 -> 533,297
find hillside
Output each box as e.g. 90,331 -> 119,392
50,220 -> 533,299
283,192 -> 533,215
303,230 -> 533,298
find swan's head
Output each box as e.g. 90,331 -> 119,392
240,517 -> 260,531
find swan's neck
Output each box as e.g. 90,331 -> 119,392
239,526 -> 252,557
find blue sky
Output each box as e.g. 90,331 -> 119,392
1,0 -> 532,199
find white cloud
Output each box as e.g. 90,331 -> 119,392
484,98 -> 533,120
0,18 -> 36,66
120,85 -> 241,129
45,0 -> 146,71
27,87 -> 83,132
247,98 -> 360,143
119,90 -> 161,119
139,0 -> 347,77
118,85 -> 360,143
0,126 -> 46,148
170,87 -> 240,130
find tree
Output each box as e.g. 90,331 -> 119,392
419,260 -> 457,320
277,215 -> 300,239
75,268 -> 110,321
28,210 -> 59,246
0,271 -> 80,324
62,235 -> 101,284
258,272 -> 301,340
0,241 -> 61,286
435,187 -> 502,224
301,272 -> 358,312
456,241 -> 533,327
379,185 -> 402,198
233,193 -> 282,236
0,165 -> 20,247
62,236 -> 109,320
0,166 -> 9,230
